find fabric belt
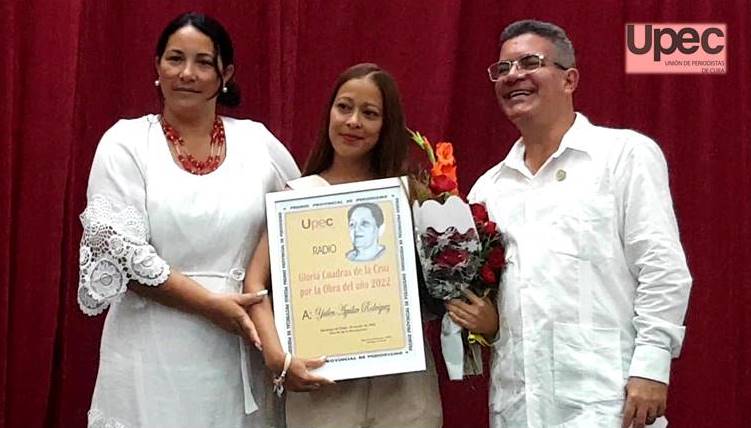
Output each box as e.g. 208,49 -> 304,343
185,268 -> 258,414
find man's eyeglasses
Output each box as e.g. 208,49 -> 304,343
487,53 -> 568,82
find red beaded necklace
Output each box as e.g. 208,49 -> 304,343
161,116 -> 226,175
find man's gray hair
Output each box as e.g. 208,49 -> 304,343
499,19 -> 576,68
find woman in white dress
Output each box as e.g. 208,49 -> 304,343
244,63 -> 443,428
77,12 -> 298,428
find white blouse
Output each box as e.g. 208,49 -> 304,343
79,114 -> 299,428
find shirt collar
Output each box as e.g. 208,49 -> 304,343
498,112 -> 594,175
555,112 -> 594,156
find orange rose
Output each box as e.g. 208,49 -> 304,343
434,142 -> 455,164
431,142 -> 458,184
432,162 -> 457,182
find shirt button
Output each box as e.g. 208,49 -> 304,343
229,268 -> 246,281
555,169 -> 567,181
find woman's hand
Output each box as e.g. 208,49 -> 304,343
268,352 -> 334,392
202,292 -> 267,348
446,289 -> 499,337
284,356 -> 335,392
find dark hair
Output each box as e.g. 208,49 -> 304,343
303,63 -> 409,178
155,12 -> 241,107
348,203 -> 384,227
499,19 -> 576,68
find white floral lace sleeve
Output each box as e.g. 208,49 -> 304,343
78,195 -> 170,316
88,408 -> 128,428
78,119 -> 171,316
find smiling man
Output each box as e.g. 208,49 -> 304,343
468,20 -> 692,428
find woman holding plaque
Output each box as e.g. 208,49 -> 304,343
77,12 -> 298,428
245,63 -> 442,428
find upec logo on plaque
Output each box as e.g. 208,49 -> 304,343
625,23 -> 726,74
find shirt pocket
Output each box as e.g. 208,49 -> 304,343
546,194 -> 615,261
552,322 -> 624,405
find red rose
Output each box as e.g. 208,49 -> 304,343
486,246 -> 505,269
448,228 -> 463,242
429,174 -> 458,195
482,221 -> 497,236
479,264 -> 497,285
435,248 -> 468,267
422,231 -> 439,247
470,203 -> 489,223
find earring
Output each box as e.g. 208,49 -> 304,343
221,86 -> 228,93
154,79 -> 160,87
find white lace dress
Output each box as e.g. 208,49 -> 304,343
78,114 -> 299,428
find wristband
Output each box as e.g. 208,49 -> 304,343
272,352 -> 292,397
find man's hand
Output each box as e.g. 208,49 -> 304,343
622,377 -> 668,428
445,289 -> 499,336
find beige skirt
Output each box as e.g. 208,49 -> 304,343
285,347 -> 442,428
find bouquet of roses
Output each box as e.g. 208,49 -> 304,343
419,203 -> 505,301
467,203 -> 506,297
409,129 -> 505,379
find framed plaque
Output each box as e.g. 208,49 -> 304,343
265,177 -> 425,381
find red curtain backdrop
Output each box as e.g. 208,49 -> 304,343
2,1 -> 749,427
